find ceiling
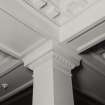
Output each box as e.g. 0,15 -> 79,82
0,7 -> 44,76
0,0 -> 103,74
0,0 -> 104,61
0,6 -> 46,58
0,2 -> 46,76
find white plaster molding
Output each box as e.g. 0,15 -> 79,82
0,43 -> 21,59
0,0 -> 59,41
77,33 -> 105,53
23,40 -> 81,75
22,40 -> 54,66
28,51 -> 79,76
53,45 -> 81,75
53,52 -> 80,74
0,0 -> 104,45
20,38 -> 47,57
27,51 -> 53,70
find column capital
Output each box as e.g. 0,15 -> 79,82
22,40 -> 81,74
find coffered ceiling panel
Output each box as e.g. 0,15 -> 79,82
0,8 -> 45,57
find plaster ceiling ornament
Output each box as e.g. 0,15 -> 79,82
23,0 -> 99,26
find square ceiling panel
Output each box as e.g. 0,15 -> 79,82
0,9 -> 44,57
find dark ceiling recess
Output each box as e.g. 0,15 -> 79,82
0,64 -> 33,103
0,86 -> 33,105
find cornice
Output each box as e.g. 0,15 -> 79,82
0,0 -> 59,41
